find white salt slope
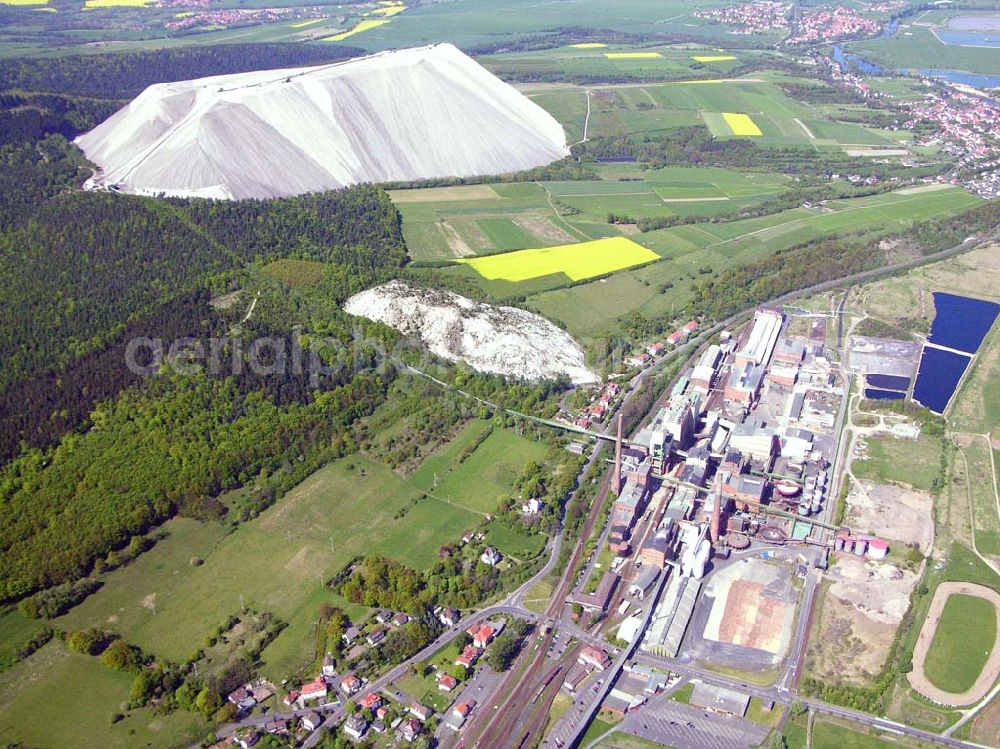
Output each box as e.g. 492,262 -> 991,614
344,280 -> 599,385
76,44 -> 569,199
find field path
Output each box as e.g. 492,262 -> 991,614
793,117 -> 815,140
908,581 -> 1000,706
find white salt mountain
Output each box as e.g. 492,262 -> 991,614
344,280 -> 599,385
76,44 -> 569,199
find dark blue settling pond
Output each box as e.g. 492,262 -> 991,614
927,292 -> 1000,354
864,388 -> 905,401
912,346 -> 971,413
866,374 -> 910,391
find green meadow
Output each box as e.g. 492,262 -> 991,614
54,420 -> 547,683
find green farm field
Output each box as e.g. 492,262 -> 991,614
528,186 -> 981,339
395,164 -> 794,262
54,420 -> 546,681
527,78 -> 905,150
923,593 -> 998,694
847,24 -> 1000,76
323,0 -> 754,53
0,640 -> 207,749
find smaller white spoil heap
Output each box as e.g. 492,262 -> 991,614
76,44 -> 569,199
344,280 -> 599,385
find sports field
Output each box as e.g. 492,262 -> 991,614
923,592 -> 998,694
457,237 -> 659,282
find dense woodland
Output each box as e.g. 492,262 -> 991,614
0,44 -> 365,99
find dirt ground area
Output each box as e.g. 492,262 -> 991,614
845,481 -> 935,553
388,185 -> 499,203
970,694 -> 1000,745
807,558 -> 919,685
909,582 -> 1000,706
828,556 -> 919,625
806,586 -> 897,685
513,215 -> 576,245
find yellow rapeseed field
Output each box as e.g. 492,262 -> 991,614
84,0 -> 151,8
692,55 -> 736,62
604,52 -> 663,59
457,237 -> 660,283
290,17 -> 325,27
1,0 -> 49,5
722,112 -> 763,136
569,42 -> 607,49
322,18 -> 389,41
367,2 -> 405,17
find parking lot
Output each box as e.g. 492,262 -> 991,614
617,694 -> 770,749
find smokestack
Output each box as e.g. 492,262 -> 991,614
613,413 -> 623,496
710,472 -> 722,545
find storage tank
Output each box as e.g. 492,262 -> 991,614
798,502 -> 810,516
853,539 -> 867,556
817,472 -> 828,488
811,499 -> 822,514
843,538 -> 854,553
834,537 -> 844,551
867,539 -> 889,560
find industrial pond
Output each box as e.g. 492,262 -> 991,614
912,292 -> 1000,413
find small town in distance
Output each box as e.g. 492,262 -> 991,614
2,1 -> 1000,749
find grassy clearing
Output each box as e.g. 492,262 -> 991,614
485,522 -> 546,560
853,433 -> 943,492
56,421 -> 544,682
456,237 -> 659,283
0,640 -> 206,749
812,715 -> 939,749
745,697 -> 782,726
0,607 -> 47,671
594,733 -> 673,749
923,593 -> 997,694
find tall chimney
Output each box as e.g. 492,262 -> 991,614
613,413 -> 623,496
710,471 -> 722,545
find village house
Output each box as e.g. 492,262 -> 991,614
391,612 -> 411,627
437,671 -> 458,691
301,711 -> 323,732
439,607 -> 461,627
341,625 -> 361,646
455,645 -> 479,669
366,628 -> 386,646
480,546 -> 502,566
409,703 -> 434,722
340,674 -> 362,695
234,729 -> 260,749
359,692 -> 382,712
400,718 -> 422,742
375,609 -> 393,624
299,677 -> 328,703
344,713 -> 368,740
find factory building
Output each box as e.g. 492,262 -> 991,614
729,418 -> 779,463
734,308 -> 784,369
724,362 -> 766,405
689,344 -> 722,394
